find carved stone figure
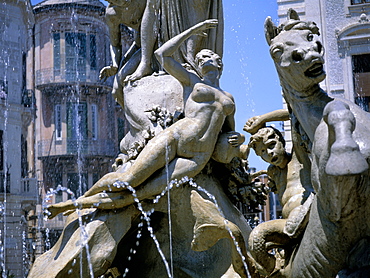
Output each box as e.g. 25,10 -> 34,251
100,0 -> 224,165
247,9 -> 370,277
29,20 -> 253,278
190,190 -> 249,278
46,19 -> 242,214
246,126 -> 313,276
99,0 -> 224,154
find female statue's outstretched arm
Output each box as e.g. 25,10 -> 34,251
155,19 -> 218,87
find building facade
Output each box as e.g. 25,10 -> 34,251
0,0 -> 36,276
275,0 -> 370,152
31,0 -> 132,255
0,0 -> 131,275
277,0 -> 370,108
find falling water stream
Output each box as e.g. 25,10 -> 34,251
42,175 -> 250,277
0,90 -> 9,278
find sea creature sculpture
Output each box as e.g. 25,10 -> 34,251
248,9 -> 370,277
190,190 -> 249,278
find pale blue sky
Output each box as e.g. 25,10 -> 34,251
31,0 -> 283,171
222,0 -> 281,170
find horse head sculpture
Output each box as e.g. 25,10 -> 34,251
248,9 -> 370,278
265,9 -> 325,95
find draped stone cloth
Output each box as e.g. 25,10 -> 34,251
158,0 -> 224,70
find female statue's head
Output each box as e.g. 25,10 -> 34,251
195,49 -> 223,77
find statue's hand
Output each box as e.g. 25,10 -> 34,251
243,116 -> 266,134
227,131 -> 245,147
45,204 -> 62,220
99,66 -> 118,81
193,19 -> 218,37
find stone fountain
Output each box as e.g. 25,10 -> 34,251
244,9 -> 370,278
28,1 -> 265,277
28,2 -> 370,278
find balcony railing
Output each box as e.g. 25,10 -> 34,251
38,138 -> 117,158
35,68 -> 110,86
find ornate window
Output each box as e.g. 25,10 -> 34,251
337,22 -> 370,110
65,32 -> 87,81
89,35 -> 97,70
0,130 -> 3,171
0,130 -> 9,193
91,104 -> 98,140
53,33 -> 61,74
67,102 -> 87,141
55,104 -> 62,141
352,54 -> 370,111
0,80 -> 7,100
67,173 -> 88,198
351,0 -> 370,4
52,32 -> 97,82
54,173 -> 63,203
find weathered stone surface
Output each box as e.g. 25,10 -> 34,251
246,9 -> 370,278
119,74 -> 183,158
30,172 -> 252,277
28,207 -> 140,277
29,19 -> 256,278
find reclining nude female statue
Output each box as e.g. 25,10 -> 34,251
99,0 -> 224,172
29,20 -> 252,278
47,19 -> 246,217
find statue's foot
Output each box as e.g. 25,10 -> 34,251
326,139 -> 368,176
153,70 -> 166,76
111,89 -> 124,109
46,208 -> 78,219
45,204 -> 64,219
324,100 -> 369,176
63,209 -> 77,217
124,63 -> 152,83
45,199 -> 75,219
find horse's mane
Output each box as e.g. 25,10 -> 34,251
277,20 -> 320,36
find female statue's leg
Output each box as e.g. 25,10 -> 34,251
84,129 -> 179,197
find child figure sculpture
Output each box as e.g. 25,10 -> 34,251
247,126 -> 314,276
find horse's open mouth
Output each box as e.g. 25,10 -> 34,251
271,156 -> 278,163
305,62 -> 324,78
